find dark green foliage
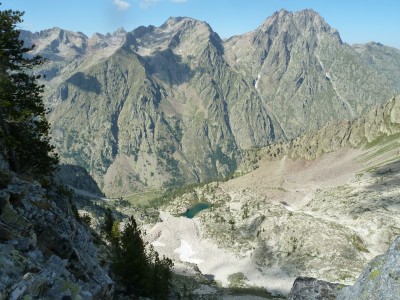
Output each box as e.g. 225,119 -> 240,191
80,213 -> 91,226
55,184 -> 74,199
111,215 -> 173,299
0,6 -> 58,176
101,208 -> 114,240
150,249 -> 174,299
0,170 -> 11,188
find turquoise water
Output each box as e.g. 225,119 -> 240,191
181,203 -> 210,218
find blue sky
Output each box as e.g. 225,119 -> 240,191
2,0 -> 400,49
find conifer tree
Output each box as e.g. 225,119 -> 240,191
111,216 -> 150,295
0,5 -> 58,176
101,207 -> 115,240
110,215 -> 174,299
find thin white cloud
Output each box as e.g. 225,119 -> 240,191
140,0 -> 160,9
113,0 -> 130,10
171,0 -> 188,3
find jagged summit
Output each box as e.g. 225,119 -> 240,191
252,9 -> 341,48
112,27 -> 127,35
161,16 -> 200,27
264,9 -> 336,32
132,15 -> 220,57
246,9 -> 342,58
156,16 -> 216,41
224,8 -> 391,140
263,9 -> 331,27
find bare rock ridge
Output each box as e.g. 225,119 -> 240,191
241,95 -> 400,167
0,162 -> 113,299
21,9 -> 400,196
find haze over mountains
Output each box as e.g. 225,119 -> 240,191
20,9 -> 400,197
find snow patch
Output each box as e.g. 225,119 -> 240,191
174,239 -> 203,264
255,74 -> 261,90
152,239 -> 166,247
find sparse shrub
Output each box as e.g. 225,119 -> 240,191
80,213 -> 91,226
101,208 -> 114,239
56,184 -> 74,199
228,272 -> 247,288
229,219 -> 235,230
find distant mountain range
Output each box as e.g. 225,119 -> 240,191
20,9 -> 400,196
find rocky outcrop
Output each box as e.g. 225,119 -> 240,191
288,277 -> 344,300
20,27 -> 127,82
288,235 -> 400,300
0,169 -> 113,299
337,236 -> 400,299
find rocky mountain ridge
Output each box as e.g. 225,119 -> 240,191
239,95 -> 400,172
0,158 -> 113,299
21,9 -> 400,196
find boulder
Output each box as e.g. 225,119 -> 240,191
288,277 -> 344,300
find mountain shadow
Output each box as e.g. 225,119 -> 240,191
56,164 -> 104,197
143,48 -> 195,85
367,160 -> 400,192
66,72 -> 101,94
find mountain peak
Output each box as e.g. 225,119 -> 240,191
255,9 -> 341,44
162,16 -> 200,27
130,15 -> 219,56
293,9 -> 333,32
113,27 -> 127,35
160,16 -> 212,33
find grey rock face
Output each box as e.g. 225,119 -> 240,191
288,235 -> 400,300
225,9 -> 397,139
337,236 -> 400,300
0,171 -> 113,299
288,277 -> 344,300
354,42 -> 400,93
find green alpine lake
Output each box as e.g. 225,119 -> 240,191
181,203 -> 211,218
